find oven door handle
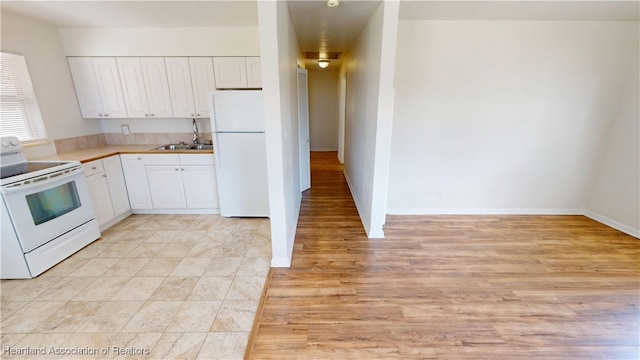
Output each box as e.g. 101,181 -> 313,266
1,166 -> 84,193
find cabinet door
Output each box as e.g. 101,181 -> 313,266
117,57 -> 150,118
246,57 -> 262,89
147,166 -> 186,209
140,57 -> 174,118
189,57 -> 215,118
213,57 -> 247,89
182,165 -> 219,209
165,57 -> 196,118
86,172 -> 115,226
92,57 -> 128,118
120,155 -> 153,210
68,57 -> 104,118
103,155 -> 131,217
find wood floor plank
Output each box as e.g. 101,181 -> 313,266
246,151 -> 640,359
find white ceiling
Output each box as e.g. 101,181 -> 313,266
0,1 -> 259,27
1,0 -> 638,58
400,1 -> 640,21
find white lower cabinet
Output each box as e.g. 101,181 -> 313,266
120,154 -> 153,210
84,155 -> 131,229
146,165 -> 187,209
137,153 -> 218,212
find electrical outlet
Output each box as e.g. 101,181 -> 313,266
436,190 -> 443,200
121,124 -> 130,135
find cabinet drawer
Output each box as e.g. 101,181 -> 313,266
144,154 -> 179,165
83,159 -> 104,176
179,154 -> 214,166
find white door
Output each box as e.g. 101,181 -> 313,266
337,72 -> 347,164
140,57 -> 174,118
246,57 -> 262,89
189,57 -> 216,118
146,166 -> 186,209
182,165 -> 219,209
213,57 -> 247,89
86,172 -> 115,226
165,57 -> 197,118
117,57 -> 150,118
297,68 -> 311,192
120,155 -> 153,210
67,57 -> 104,118
103,155 -> 131,216
92,57 -> 128,118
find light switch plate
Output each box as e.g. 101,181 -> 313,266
121,124 -> 130,135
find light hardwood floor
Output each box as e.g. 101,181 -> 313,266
246,151 -> 640,359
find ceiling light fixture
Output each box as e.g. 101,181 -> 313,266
318,60 -> 330,69
327,0 -> 340,7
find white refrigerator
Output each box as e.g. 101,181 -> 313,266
210,90 -> 269,217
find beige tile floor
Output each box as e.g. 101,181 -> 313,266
0,214 -> 271,359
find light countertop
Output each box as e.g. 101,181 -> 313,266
35,145 -> 214,163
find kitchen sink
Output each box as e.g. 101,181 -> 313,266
153,144 -> 213,151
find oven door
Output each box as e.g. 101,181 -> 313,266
1,166 -> 96,253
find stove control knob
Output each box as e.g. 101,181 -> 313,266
1,139 -> 10,148
10,138 -> 19,146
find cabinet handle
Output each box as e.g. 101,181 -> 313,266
105,114 -> 109,117
137,157 -> 142,160
175,168 -> 179,171
91,166 -> 97,170
190,114 -> 195,117
102,174 -> 107,178
181,168 -> 184,171
99,114 -> 104,117
145,114 -> 149,117
151,114 -> 155,117
196,113 -> 200,117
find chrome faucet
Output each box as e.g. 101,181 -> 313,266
192,118 -> 199,144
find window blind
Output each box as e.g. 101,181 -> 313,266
0,52 -> 48,142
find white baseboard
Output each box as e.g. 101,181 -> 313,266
310,148 -> 337,152
583,210 -> 640,238
271,257 -> 291,267
387,208 -> 583,215
386,207 -> 639,239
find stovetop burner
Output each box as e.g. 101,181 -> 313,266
0,161 -> 73,180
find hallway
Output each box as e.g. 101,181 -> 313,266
246,152 -> 640,359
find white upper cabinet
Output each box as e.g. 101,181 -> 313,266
68,57 -> 127,118
189,57 -> 216,118
67,57 -> 103,118
213,57 -> 262,89
213,57 -> 248,89
166,57 -> 215,119
118,57 -> 173,118
91,58 -> 128,118
245,57 -> 263,89
140,58 -> 174,118
165,57 -> 197,118
117,58 -> 149,118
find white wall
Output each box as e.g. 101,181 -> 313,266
308,69 -> 339,151
341,2 -> 399,238
1,12 -> 101,158
388,21 -> 638,215
58,27 -> 260,56
258,1 -> 303,267
586,35 -> 640,237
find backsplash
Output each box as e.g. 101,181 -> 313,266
55,132 -> 212,153
54,134 -> 107,153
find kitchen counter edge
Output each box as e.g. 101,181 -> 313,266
33,145 -> 214,164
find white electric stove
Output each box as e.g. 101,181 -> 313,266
1,136 -> 100,278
